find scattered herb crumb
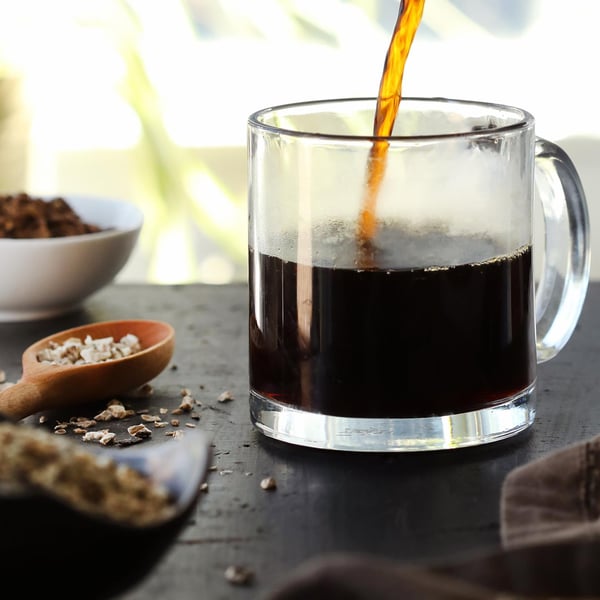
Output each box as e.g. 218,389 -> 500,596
224,565 -> 254,586
217,390 -> 234,403
260,476 -> 277,490
127,424 -> 152,439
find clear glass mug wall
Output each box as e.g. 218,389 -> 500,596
247,97 -> 590,452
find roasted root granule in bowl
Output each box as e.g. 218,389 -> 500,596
0,193 -> 143,322
0,192 -> 103,238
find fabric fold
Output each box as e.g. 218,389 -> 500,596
501,434 -> 600,549
266,435 -> 600,599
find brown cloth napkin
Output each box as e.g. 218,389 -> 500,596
501,434 -> 600,549
267,435 -> 600,599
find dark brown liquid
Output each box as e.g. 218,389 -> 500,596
249,227 -> 535,418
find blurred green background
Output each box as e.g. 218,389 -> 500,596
0,0 -> 597,283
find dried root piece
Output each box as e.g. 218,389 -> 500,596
217,390 -> 235,403
82,429 -> 115,446
224,565 -> 254,586
94,400 -> 135,422
127,424 -> 152,439
36,334 -> 141,365
173,393 -> 194,413
260,476 -> 277,491
70,417 -> 97,429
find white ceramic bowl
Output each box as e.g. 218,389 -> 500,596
0,195 -> 143,321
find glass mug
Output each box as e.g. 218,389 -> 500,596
247,97 -> 590,452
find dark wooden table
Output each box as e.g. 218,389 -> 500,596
0,281 -> 598,600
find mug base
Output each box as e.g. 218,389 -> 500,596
249,384 -> 536,452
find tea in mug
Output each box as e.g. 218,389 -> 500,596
249,223 -> 535,418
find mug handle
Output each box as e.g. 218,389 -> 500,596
534,138 -> 591,363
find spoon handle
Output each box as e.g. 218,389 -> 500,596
0,381 -> 44,420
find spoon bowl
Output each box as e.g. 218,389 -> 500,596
0,414 -> 212,598
0,319 -> 175,420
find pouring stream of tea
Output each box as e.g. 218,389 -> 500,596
357,0 -> 426,268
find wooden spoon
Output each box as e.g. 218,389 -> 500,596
0,319 -> 175,420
